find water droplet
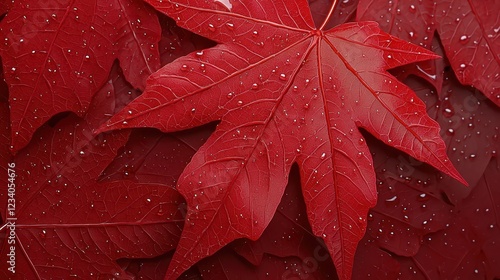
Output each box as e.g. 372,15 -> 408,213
459,35 -> 469,44
385,195 -> 398,202
409,4 -> 416,13
251,83 -> 259,90
207,23 -> 216,32
181,64 -> 189,71
320,152 -> 326,159
227,92 -> 234,99
417,193 -> 430,202
225,22 -> 234,30
279,73 -> 287,81
252,30 -> 258,37
443,107 -> 454,117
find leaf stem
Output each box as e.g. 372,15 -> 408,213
319,0 -> 339,30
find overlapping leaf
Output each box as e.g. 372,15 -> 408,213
99,1 -> 467,279
0,0 -> 161,151
357,0 -> 500,106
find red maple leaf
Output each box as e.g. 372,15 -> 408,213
0,66 -> 183,279
0,0 -> 162,151
99,1 -> 468,279
357,0 -> 500,106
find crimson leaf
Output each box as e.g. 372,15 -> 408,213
100,1 -> 467,278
